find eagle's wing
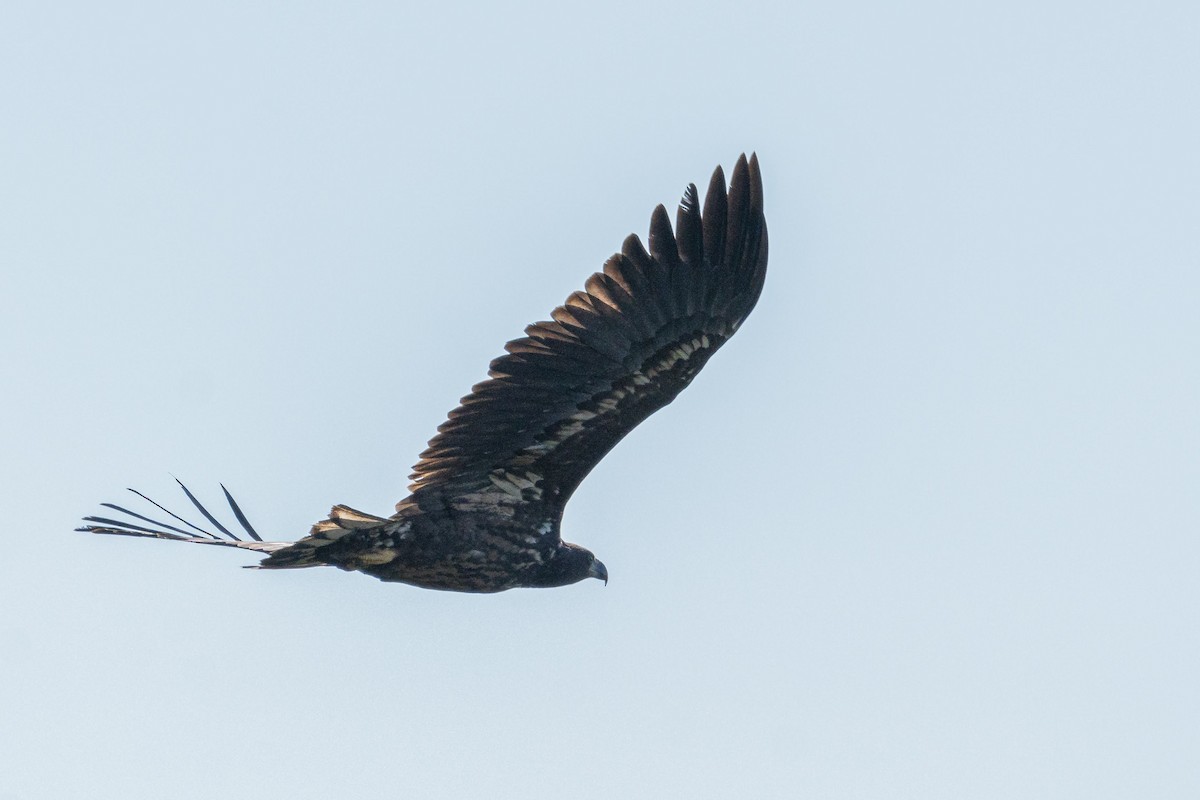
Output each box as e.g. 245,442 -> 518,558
405,154 -> 767,518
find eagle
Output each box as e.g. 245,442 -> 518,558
79,154 -> 768,593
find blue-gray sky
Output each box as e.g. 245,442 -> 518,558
3,1 -> 1198,797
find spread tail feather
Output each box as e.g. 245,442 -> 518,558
77,479 -> 293,557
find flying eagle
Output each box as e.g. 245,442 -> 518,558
79,154 -> 768,592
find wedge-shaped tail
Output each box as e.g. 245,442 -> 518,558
77,478 -> 291,555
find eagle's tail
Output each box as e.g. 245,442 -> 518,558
77,479 -> 293,557
253,505 -> 392,570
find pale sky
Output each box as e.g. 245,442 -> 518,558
2,1 -> 1198,798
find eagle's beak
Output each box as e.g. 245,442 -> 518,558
589,559 -> 608,585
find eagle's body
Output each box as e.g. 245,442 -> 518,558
263,502 -> 588,593
79,154 -> 768,592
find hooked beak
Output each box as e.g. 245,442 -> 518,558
588,559 -> 608,586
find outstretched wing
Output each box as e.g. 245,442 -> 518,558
407,154 -> 768,517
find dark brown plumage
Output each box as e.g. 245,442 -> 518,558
78,154 -> 769,592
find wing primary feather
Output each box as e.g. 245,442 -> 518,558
675,183 -> 704,266
723,154 -> 751,281
748,153 -> 764,219
673,184 -> 704,315
647,204 -> 682,319
648,204 -> 679,267
620,233 -> 653,271
743,152 -> 769,304
702,164 -> 728,275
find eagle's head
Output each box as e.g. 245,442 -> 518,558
526,542 -> 607,588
